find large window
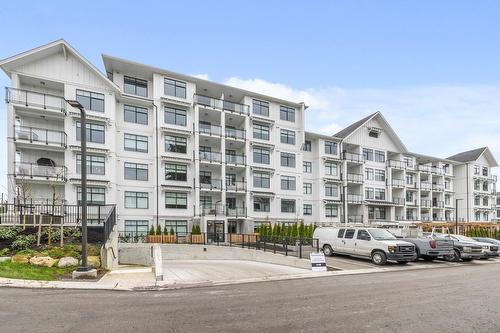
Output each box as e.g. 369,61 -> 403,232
165,135 -> 187,154
325,141 -> 337,155
124,105 -> 148,125
164,78 -> 186,98
280,152 -> 296,168
165,107 -> 187,126
281,199 -> 296,213
365,168 -> 374,180
124,220 -> 149,237
253,148 -> 270,164
166,163 -> 187,181
303,140 -> 312,152
303,204 -> 312,216
374,150 -> 385,163
363,148 -> 373,161
124,76 -> 147,97
125,191 -> 149,209
76,89 -> 104,113
304,183 -> 312,195
253,100 -> 269,116
124,162 -> 148,181
254,197 -> 270,212
253,172 -> 270,188
325,204 -> 338,217
281,176 -> 296,190
303,161 -> 312,173
368,207 -> 386,220
76,154 -> 105,175
165,192 -> 187,209
124,133 -> 148,152
77,187 -> 105,205
164,220 -> 188,236
280,106 -> 295,122
253,123 -> 270,140
325,183 -> 338,197
325,162 -> 338,176
280,129 -> 296,145
374,169 -> 385,182
76,122 -> 105,144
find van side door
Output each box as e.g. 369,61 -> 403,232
333,228 -> 345,252
341,229 -> 356,255
355,229 -> 372,257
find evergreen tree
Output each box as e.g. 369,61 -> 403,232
149,225 -> 155,236
156,224 -> 162,236
170,227 -> 175,235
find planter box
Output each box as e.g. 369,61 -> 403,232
188,234 -> 204,244
229,234 -> 243,243
147,235 -> 162,243
162,235 -> 177,244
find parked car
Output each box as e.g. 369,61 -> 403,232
472,237 -> 500,254
450,235 -> 498,259
313,227 -> 417,265
387,227 -> 454,261
432,234 -> 485,261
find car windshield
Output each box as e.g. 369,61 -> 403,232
368,229 -> 397,240
452,235 -> 477,242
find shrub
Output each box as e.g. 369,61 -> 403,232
170,227 -> 175,236
164,225 -> 169,235
191,225 -> 201,235
0,226 -> 21,241
0,248 -> 10,256
10,234 -> 36,251
149,225 -> 155,236
156,225 -> 162,236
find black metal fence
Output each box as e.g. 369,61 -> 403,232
118,232 -> 319,260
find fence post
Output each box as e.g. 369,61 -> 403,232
299,239 -> 302,259
242,234 -> 245,248
60,202 -> 64,247
273,238 -> 276,254
285,238 -> 288,256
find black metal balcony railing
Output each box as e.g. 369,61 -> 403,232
346,173 -> 363,183
393,197 -> 405,206
5,87 -> 66,114
225,154 -> 246,165
194,94 -> 250,115
226,181 -> 247,192
342,152 -> 364,163
201,204 -> 225,216
200,151 -> 222,163
226,207 -> 247,217
199,123 -> 222,136
14,162 -> 67,181
391,179 -> 405,187
225,127 -> 246,140
387,160 -> 405,169
421,199 -> 432,208
200,178 -> 223,190
346,194 -> 363,203
14,125 -> 67,148
433,201 -> 445,208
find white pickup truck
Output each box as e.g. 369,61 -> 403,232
313,227 -> 417,265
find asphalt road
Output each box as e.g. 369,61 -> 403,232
1,261 -> 500,333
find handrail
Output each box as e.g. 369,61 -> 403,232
5,87 -> 66,114
14,162 -> 67,181
14,125 -> 67,147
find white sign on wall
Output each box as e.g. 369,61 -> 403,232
310,252 -> 327,272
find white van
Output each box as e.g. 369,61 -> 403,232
313,227 -> 417,265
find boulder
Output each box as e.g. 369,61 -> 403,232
87,256 -> 101,268
11,254 -> 29,264
57,257 -> 79,268
29,256 -> 56,267
0,257 -> 11,263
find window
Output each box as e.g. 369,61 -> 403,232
357,229 -> 370,240
482,167 -> 488,176
76,89 -> 104,112
165,192 -> 187,209
375,188 -> 386,200
165,107 -> 187,126
325,204 -> 338,217
403,157 -> 413,168
280,129 -> 296,145
124,105 -> 148,125
166,163 -> 187,181
303,204 -> 312,215
374,150 -> 385,163
280,106 -> 295,122
76,122 -> 105,144
474,166 -> 480,175
125,191 -> 149,209
366,187 -> 385,200
124,220 -> 149,237
406,191 -> 415,202
368,207 -> 386,220
281,176 -> 296,190
254,172 -> 270,188
374,169 -> 385,182
337,229 -> 345,238
164,220 -> 188,236
475,211 -> 481,220
365,187 -> 374,200
253,100 -> 269,116
365,168 -> 374,180
124,76 -> 147,97
77,187 -> 105,205
253,123 -> 270,140
344,229 -> 355,239
303,161 -> 312,173
325,162 -> 338,176
482,182 -> 488,191
406,174 -> 414,185
253,148 -> 270,164
483,197 -> 489,206
363,148 -> 373,161
200,195 -> 212,209
303,140 -> 312,152
124,133 -> 148,152
164,78 -> 186,98
281,199 -> 296,213
124,162 -> 148,181
325,183 -> 338,197
76,154 -> 105,175
325,141 -> 337,155
368,130 -> 379,138
304,183 -> 312,194
474,180 -> 480,191
165,135 -> 187,154
281,152 -> 296,168
254,197 -> 270,212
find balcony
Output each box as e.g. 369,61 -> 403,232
346,194 -> 363,203
432,184 -> 444,191
225,127 -> 246,140
200,151 -> 222,163
346,173 -> 363,183
5,87 -> 66,114
418,165 -> 431,173
226,207 -> 247,218
200,178 -> 223,190
226,181 -> 247,192
14,126 -> 67,148
199,123 -> 222,136
342,152 -> 363,163
420,182 -> 432,190
222,100 -> 250,115
433,201 -> 445,208
194,94 -> 249,115
201,204 -> 225,216
225,154 -> 246,166
393,197 -> 405,206
391,179 -> 405,187
421,199 -> 432,208
14,162 -> 67,182
431,167 -> 444,175
387,160 -> 405,169
347,215 -> 363,223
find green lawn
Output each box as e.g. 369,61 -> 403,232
0,260 -> 74,281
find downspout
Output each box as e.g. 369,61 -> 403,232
340,138 -> 348,224
466,162 -> 469,223
153,103 -> 159,228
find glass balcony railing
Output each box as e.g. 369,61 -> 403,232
14,126 -> 67,148
199,123 -> 222,136
199,151 -> 222,163
225,154 -> 246,165
225,127 -> 246,140
14,162 -> 67,181
6,87 -> 66,114
194,94 -> 249,115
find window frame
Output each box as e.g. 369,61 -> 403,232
124,133 -> 148,153
124,162 -> 148,181
280,152 -> 296,168
165,106 -> 187,126
165,192 -> 188,209
124,76 -> 148,97
76,89 -> 104,113
280,129 -> 296,145
165,135 -> 187,154
164,78 -> 187,99
124,104 -> 148,125
76,154 -> 105,175
76,121 -> 105,144
124,191 -> 149,209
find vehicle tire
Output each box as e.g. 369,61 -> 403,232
371,251 -> 387,265
322,244 -> 334,257
445,249 -> 461,262
397,261 -> 408,265
422,255 -> 435,262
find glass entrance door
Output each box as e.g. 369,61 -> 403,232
207,221 -> 225,243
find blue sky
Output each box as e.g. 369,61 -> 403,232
1,0 -> 500,193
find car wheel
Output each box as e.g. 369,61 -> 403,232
397,261 -> 408,265
371,251 -> 387,265
445,249 -> 461,262
322,244 -> 333,257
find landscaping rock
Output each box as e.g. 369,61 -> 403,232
57,257 -> 79,268
87,256 -> 101,268
0,257 -> 11,263
29,256 -> 56,267
11,254 -> 29,264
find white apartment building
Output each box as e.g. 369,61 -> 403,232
0,40 -> 497,239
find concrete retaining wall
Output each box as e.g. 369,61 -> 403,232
118,244 -> 154,266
